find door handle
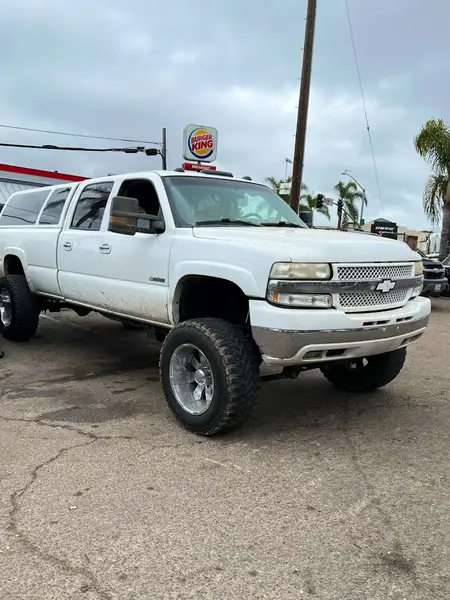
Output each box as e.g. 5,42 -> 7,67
62,241 -> 72,250
99,243 -> 111,254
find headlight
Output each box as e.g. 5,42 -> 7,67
270,262 -> 331,280
414,261 -> 423,276
267,290 -> 333,308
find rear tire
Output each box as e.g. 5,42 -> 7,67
0,275 -> 40,342
320,348 -> 407,392
159,318 -> 260,436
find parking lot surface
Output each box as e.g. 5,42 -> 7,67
1,301 -> 449,600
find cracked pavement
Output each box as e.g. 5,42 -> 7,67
0,303 -> 449,599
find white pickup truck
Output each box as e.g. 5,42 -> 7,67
0,169 -> 430,435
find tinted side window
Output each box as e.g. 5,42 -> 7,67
39,187 -> 72,225
70,182 -> 113,230
118,178 -> 162,216
0,189 -> 50,225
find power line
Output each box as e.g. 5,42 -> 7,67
0,123 -> 161,146
0,141 -> 160,155
344,0 -> 385,217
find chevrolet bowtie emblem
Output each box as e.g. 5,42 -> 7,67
376,279 -> 396,293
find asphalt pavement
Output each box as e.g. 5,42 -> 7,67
0,301 -> 449,599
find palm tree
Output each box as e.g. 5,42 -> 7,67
266,175 -> 306,196
265,176 -> 284,195
414,119 -> 450,259
299,187 -> 330,220
334,180 -> 364,226
265,175 -> 301,203
422,173 -> 448,226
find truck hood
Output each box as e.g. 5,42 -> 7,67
192,227 -> 420,263
422,257 -> 443,268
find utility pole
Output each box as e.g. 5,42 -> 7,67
289,0 -> 317,213
161,127 -> 167,170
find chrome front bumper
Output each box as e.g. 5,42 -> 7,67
250,296 -> 431,367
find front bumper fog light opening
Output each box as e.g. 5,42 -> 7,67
303,350 -> 324,360
268,292 -> 333,308
401,333 -> 423,346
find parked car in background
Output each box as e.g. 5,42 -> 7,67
417,250 -> 448,297
442,255 -> 450,296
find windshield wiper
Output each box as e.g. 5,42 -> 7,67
195,218 -> 261,227
260,221 -> 303,228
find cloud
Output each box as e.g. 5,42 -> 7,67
202,82 -> 429,227
169,51 -> 197,64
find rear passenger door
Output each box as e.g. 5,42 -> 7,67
34,186 -> 74,296
57,181 -> 115,308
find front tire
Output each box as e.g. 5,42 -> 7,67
0,275 -> 40,342
159,318 -> 260,436
320,348 -> 407,392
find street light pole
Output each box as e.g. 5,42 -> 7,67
284,157 -> 292,181
341,170 -> 366,226
289,0 -> 317,214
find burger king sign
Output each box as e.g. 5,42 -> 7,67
182,124 -> 218,163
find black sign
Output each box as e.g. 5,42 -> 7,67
370,220 -> 398,239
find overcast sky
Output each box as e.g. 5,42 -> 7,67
0,0 -> 448,229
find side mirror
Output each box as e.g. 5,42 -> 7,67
135,218 -> 166,234
109,196 -> 139,236
111,196 -> 140,213
109,196 -> 165,235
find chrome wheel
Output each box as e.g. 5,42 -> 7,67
169,343 -> 215,415
0,288 -> 12,328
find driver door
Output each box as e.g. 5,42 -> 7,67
91,177 -> 172,324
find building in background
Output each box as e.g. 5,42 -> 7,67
362,218 -> 438,253
0,163 -> 86,212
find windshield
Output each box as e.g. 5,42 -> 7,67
416,249 -> 426,258
163,176 -> 307,228
442,255 -> 450,265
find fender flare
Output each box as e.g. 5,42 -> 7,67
2,248 -> 33,289
169,261 -> 260,324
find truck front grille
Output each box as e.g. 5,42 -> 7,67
338,289 -> 409,310
333,262 -> 415,313
423,268 -> 444,280
336,264 -> 414,281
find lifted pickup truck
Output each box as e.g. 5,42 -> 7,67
0,170 -> 430,435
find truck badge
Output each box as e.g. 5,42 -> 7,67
376,279 -> 396,293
